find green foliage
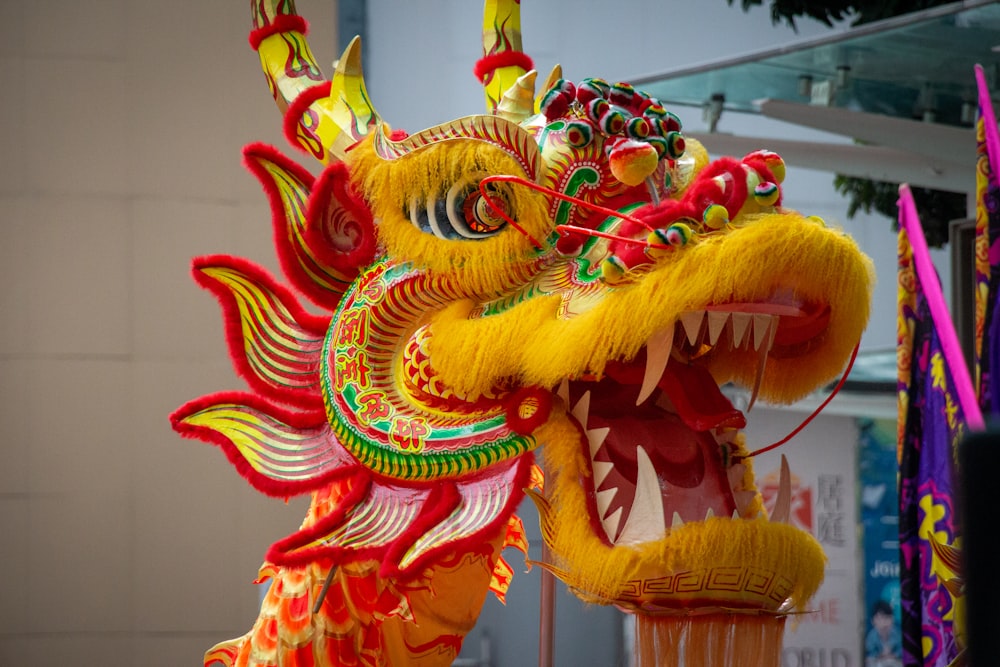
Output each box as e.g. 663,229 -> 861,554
833,176 -> 966,248
725,0 -> 953,29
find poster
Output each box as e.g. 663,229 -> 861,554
747,408 -> 862,667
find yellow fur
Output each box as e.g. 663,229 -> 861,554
348,138 -> 553,296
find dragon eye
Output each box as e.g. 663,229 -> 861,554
462,183 -> 509,233
408,178 -> 510,240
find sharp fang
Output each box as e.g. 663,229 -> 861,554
680,311 -> 705,346
672,511 -> 684,528
705,507 -> 715,520
571,390 -> 592,428
727,463 -> 746,489
557,379 -> 570,405
592,460 -> 614,488
707,311 -> 729,345
732,509 -> 740,519
616,446 -> 666,545
587,426 -> 610,459
731,312 -> 752,348
752,314 -> 777,351
735,491 -> 757,515
637,324 -> 673,406
746,333 -> 770,412
600,505 -> 623,543
770,454 -> 792,524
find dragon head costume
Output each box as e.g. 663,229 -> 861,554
171,1 -> 874,665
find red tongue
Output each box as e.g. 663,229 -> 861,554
659,358 -> 746,432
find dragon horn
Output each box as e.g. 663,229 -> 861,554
251,2 -> 380,163
496,71 -> 538,123
537,64 -> 564,113
480,0 -> 533,114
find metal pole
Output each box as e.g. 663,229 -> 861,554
538,541 -> 555,667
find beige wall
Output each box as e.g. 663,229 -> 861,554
0,2 -> 334,664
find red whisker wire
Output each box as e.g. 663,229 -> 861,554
478,174 -> 666,251
737,341 -> 860,460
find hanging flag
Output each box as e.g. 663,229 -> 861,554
897,184 -> 983,667
974,63 -> 1000,414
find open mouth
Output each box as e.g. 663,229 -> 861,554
563,302 -> 828,548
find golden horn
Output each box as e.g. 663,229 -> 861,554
496,71 -> 538,123
318,36 -> 381,162
252,3 -> 380,164
481,0 -> 528,114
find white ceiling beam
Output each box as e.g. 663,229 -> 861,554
756,98 -> 975,164
687,131 -> 971,193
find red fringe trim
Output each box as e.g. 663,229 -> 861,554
248,14 -> 308,50
306,161 -> 377,273
473,51 -> 534,81
242,143 -> 353,311
192,254 -> 330,409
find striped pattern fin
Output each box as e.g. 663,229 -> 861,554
396,458 -> 526,571
284,484 -> 434,555
371,115 -> 543,183
244,144 -> 360,309
194,258 -> 328,408
172,394 -> 357,497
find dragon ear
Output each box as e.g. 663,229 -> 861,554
305,160 -> 377,275
243,143 -> 372,309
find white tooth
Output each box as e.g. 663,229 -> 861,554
571,390 -> 592,429
672,511 -> 684,528
731,312 -> 752,348
746,337 -> 770,412
680,311 -> 706,346
765,315 -> 778,351
616,446 -> 666,545
735,491 -> 757,515
727,463 -> 746,489
732,509 -> 740,519
705,507 -> 715,520
592,460 -> 614,489
586,426 -> 610,459
707,311 -> 729,345
770,454 -> 792,524
752,314 -> 774,350
600,505 -> 623,543
637,324 -> 673,406
557,379 -> 570,405
716,429 -> 737,445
